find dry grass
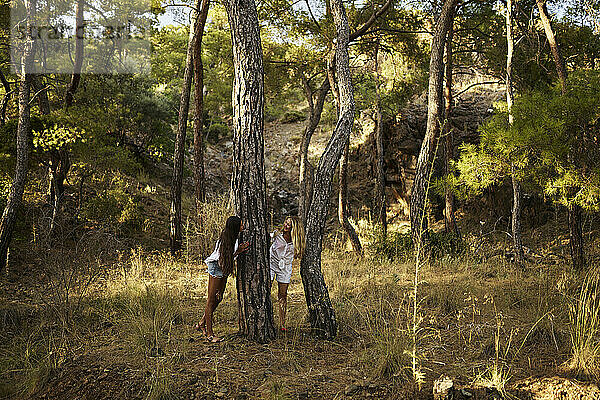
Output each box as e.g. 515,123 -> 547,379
1,214 -> 596,398
567,270 -> 600,379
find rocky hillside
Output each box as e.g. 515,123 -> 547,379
194,86 -> 504,227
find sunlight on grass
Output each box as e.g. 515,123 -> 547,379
568,271 -> 600,379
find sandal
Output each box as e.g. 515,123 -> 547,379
206,335 -> 223,343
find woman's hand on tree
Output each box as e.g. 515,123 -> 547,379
236,241 -> 251,255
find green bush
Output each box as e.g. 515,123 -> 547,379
81,179 -> 142,231
371,231 -> 413,262
264,103 -> 283,122
369,229 -> 464,261
281,110 -> 306,124
206,122 -> 231,144
429,231 -> 464,258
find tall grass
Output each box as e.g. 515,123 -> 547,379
568,271 -> 600,379
184,195 -> 232,264
475,298 -> 513,397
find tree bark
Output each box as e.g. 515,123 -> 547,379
32,76 -> 69,234
568,203 -> 585,270
0,71 -> 12,125
297,0 -> 389,227
443,13 -> 458,237
0,0 -> 35,272
193,0 -> 210,217
299,76 -> 329,226
536,0 -> 585,269
506,0 -> 524,264
410,0 -> 458,251
224,0 -> 276,343
373,41 -> 387,236
338,138 -> 362,254
65,0 -> 84,108
536,0 -> 568,93
328,49 -> 362,255
170,7 -> 199,256
300,0 -> 354,339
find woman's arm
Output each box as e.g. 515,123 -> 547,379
234,241 -> 251,257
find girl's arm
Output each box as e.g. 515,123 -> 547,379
234,241 -> 251,257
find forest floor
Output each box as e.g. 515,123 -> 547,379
1,120 -> 600,399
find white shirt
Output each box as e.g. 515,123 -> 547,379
270,233 -> 294,272
205,239 -> 239,264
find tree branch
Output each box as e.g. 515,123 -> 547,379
349,0 -> 393,41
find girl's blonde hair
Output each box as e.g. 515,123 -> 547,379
288,216 -> 305,259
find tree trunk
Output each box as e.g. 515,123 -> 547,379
0,71 -> 12,125
506,0 -> 524,264
193,0 -> 210,217
170,8 -> 198,256
568,203 -> 585,270
536,0 -> 585,270
373,41 -> 387,236
338,138 -> 362,254
410,0 -> 458,251
297,0 -> 389,227
300,0 -> 354,339
299,76 -> 329,226
443,14 -> 458,238
0,0 -> 35,272
224,0 -> 276,343
329,48 -> 361,255
536,0 -> 568,93
32,76 -> 69,234
65,0 -> 84,108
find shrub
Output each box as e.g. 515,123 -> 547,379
429,231 -> 464,258
206,123 -> 231,144
0,175 -> 10,210
281,110 -> 306,124
370,230 -> 413,262
81,178 -> 143,231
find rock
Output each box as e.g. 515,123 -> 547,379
433,375 -> 454,400
345,384 -> 360,396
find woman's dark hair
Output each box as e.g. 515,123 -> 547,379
218,216 -> 241,276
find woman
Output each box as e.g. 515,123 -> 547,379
195,215 -> 250,342
270,216 -> 305,332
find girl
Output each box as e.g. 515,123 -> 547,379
270,216 -> 305,332
195,215 -> 250,342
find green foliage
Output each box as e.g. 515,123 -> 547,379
202,5 -> 234,116
32,116 -> 86,153
456,71 -> 600,211
81,177 -> 143,231
370,230 -> 414,262
429,231 -> 464,258
206,122 -> 231,144
0,175 -> 10,209
281,110 -> 306,124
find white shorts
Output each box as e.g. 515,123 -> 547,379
270,265 -> 292,284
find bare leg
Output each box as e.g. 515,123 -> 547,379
277,282 -> 289,331
199,275 -> 227,339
